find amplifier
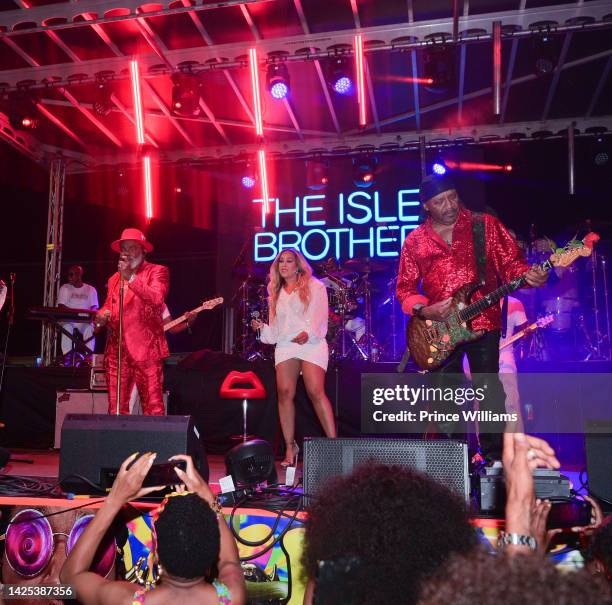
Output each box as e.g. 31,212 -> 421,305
303,437 -> 469,505
59,414 -> 207,492
479,468 -> 571,513
55,390 -> 169,447
55,390 -> 108,448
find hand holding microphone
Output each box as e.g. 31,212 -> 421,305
251,312 -> 263,341
118,253 -> 132,281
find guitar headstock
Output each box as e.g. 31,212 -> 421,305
550,232 -> 599,268
202,297 -> 223,310
536,314 -> 554,328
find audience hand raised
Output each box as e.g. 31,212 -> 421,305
170,454 -> 215,505
106,452 -> 161,507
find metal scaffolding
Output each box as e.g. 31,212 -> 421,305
40,158 -> 66,366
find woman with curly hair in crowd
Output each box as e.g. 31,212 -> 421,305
301,462 -> 479,605
251,248 -> 336,467
418,547 -> 611,605
60,452 -> 246,604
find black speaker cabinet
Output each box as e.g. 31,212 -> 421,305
585,420 -> 612,507
303,437 -> 469,505
59,414 -> 207,493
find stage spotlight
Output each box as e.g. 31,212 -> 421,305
423,46 -> 456,94
504,164 -> 513,172
306,159 -> 329,191
8,91 -> 38,130
532,32 -> 558,76
432,161 -> 447,175
93,79 -> 113,116
171,73 -> 202,117
353,156 -> 377,188
225,439 -> 277,488
266,62 -> 290,100
328,56 -> 353,95
241,162 -> 257,189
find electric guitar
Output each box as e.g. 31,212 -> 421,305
164,297 -> 223,332
499,314 -> 554,351
406,233 -> 599,370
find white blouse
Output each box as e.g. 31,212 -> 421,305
260,278 -> 328,346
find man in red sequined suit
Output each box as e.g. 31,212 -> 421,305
96,228 -> 169,415
397,175 -> 548,461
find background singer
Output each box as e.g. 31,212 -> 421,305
95,228 -> 169,416
251,249 -> 336,467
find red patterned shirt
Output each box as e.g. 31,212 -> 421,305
396,208 -> 530,332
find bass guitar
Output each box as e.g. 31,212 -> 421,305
164,297 -> 223,332
406,233 -> 599,370
499,314 -> 554,351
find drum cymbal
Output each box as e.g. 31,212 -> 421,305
342,258 -> 387,273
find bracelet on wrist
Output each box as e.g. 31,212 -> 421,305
498,532 -> 537,550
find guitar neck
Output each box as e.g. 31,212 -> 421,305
164,302 -> 207,332
459,259 -> 552,323
499,321 -> 537,350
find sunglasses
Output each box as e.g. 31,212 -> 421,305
4,509 -> 116,578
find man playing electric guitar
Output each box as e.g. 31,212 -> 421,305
396,174 -> 548,463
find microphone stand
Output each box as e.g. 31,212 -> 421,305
0,274 -> 16,401
115,275 -> 125,416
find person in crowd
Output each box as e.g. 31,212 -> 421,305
417,546 -> 611,605
96,228 -> 169,415
58,265 -> 99,355
583,514 -> 612,584
301,462 -> 479,605
60,452 -> 246,604
251,248 -> 336,467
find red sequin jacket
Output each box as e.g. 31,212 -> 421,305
100,261 -> 170,362
396,208 -> 529,332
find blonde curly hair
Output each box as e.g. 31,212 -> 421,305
267,248 -> 313,319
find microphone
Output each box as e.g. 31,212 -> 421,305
9,273 -> 15,284
252,311 -> 261,342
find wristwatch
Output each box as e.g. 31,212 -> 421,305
498,532 -> 537,550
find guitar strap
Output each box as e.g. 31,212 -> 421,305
471,211 -> 487,286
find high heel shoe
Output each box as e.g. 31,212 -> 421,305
280,442 -> 299,468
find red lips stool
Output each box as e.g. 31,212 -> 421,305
219,370 -> 267,442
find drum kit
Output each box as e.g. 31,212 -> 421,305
515,235 -> 611,362
233,257 -> 405,362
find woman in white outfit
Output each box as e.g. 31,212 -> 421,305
251,249 -> 337,467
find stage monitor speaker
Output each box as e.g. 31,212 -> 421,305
303,437 -> 469,505
59,414 -> 207,493
585,420 -> 612,506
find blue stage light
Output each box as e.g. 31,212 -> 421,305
333,76 -> 353,95
432,162 -> 447,175
242,175 -> 256,189
267,63 -> 290,100
328,56 -> 353,95
270,81 -> 289,100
